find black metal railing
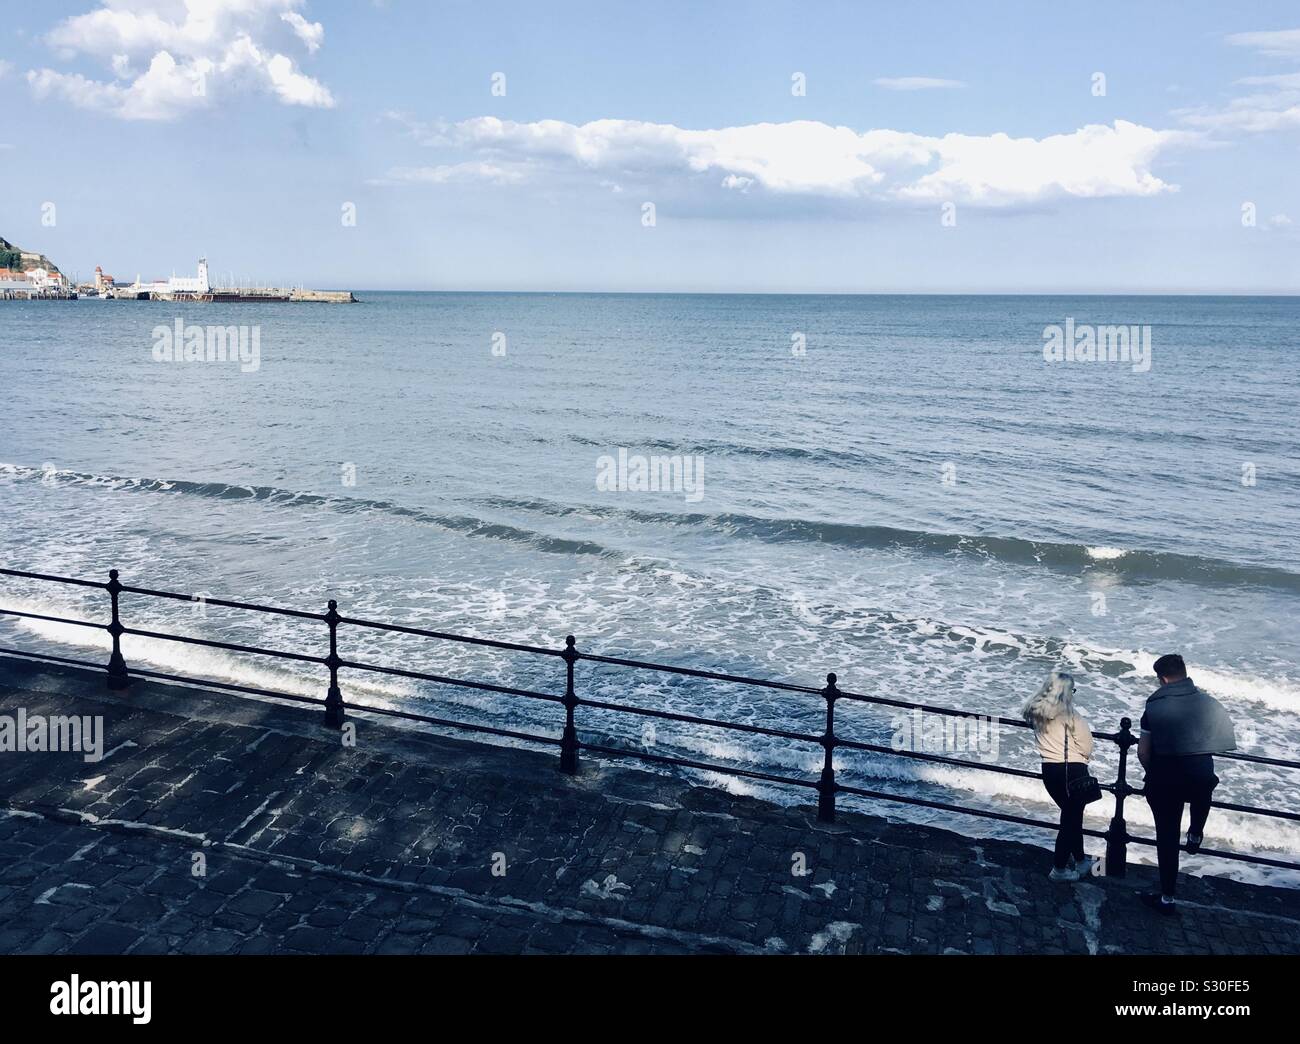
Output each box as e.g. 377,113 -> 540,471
1,565 -> 1298,877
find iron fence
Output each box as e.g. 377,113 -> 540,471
1,565 -> 1297,877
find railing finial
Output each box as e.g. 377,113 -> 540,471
323,599 -> 344,728
560,635 -> 579,775
817,672 -> 839,823
105,568 -> 129,690
1105,716 -> 1135,878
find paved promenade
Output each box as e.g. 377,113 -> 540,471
1,657 -> 1297,955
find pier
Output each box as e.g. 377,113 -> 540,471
0,286 -> 77,301
92,286 -> 356,303
209,287 -> 356,303
84,258 -> 356,302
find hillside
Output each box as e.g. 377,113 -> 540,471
0,234 -> 61,276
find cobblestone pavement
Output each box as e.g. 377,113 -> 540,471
2,658 -> 1297,955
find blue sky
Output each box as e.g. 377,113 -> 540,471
2,1 -> 1299,292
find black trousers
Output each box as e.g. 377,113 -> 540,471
1042,762 -> 1090,870
1145,755 -> 1218,897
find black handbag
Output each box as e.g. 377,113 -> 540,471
1065,721 -> 1103,805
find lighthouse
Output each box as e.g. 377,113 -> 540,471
165,257 -> 212,295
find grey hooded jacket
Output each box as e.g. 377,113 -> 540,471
1140,677 -> 1236,756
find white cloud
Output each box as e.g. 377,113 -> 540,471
1176,29 -> 1300,133
29,51 -> 202,122
27,0 -> 333,120
1177,96 -> 1300,134
874,77 -> 966,91
281,12 -> 324,54
0,59 -> 13,78
264,50 -> 332,106
1237,72 -> 1300,88
896,122 -> 1187,203
1226,28 -> 1300,59
408,116 -> 1190,206
369,161 -> 529,186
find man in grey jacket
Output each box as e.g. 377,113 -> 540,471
1137,654 -> 1236,914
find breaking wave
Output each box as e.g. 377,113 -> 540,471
7,462 -> 1298,592
480,494 -> 1300,592
0,463 -> 612,558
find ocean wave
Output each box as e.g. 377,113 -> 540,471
480,494 -> 1300,593
9,461 -> 1297,593
0,463 -> 613,559
0,594 -> 381,701
8,577 -> 1296,722
5,591 -> 1296,875
1085,546 -> 1127,561
627,436 -> 890,468
776,602 -> 1300,716
6,463 -> 1298,718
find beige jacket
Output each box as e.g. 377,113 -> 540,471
1034,712 -> 1093,764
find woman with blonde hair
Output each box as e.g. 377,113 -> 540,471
1023,670 -> 1098,880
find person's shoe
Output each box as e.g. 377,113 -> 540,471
1049,865 -> 1081,882
1185,832 -> 1203,854
1074,856 -> 1097,878
1140,891 -> 1179,915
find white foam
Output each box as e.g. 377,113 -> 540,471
1085,546 -> 1128,561
4,589 -> 1297,881
0,594 -> 418,708
1115,648 -> 1300,715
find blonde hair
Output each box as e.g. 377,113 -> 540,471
1022,670 -> 1077,728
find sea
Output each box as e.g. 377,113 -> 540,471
1,292 -> 1297,885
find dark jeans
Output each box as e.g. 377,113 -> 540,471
1042,762 -> 1090,870
1145,754 -> 1218,898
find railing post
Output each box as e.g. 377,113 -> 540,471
817,672 -> 838,823
1105,716 -> 1134,878
105,569 -> 129,690
323,599 -> 345,729
560,634 -> 579,775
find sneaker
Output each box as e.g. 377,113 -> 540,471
1074,856 -> 1097,878
1185,832 -> 1203,854
1140,891 -> 1179,915
1049,865 -> 1081,882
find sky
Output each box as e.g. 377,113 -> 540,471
1,0 -> 1299,293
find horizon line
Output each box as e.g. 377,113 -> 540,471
333,288 -> 1300,297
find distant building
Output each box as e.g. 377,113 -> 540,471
128,257 -> 211,296
26,268 -> 65,289
168,257 -> 210,294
